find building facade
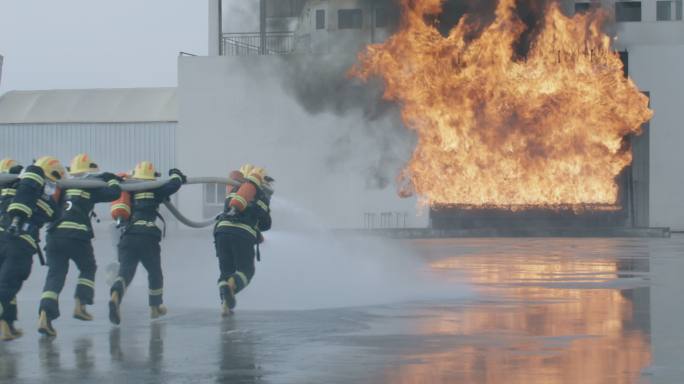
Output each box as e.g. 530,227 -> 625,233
192,0 -> 684,229
0,87 -> 178,217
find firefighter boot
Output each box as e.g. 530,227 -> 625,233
109,291 -> 121,325
221,277 -> 237,317
9,322 -> 23,338
73,299 -> 93,321
38,310 -> 57,337
150,305 -> 167,319
0,320 -> 19,341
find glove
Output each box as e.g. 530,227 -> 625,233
168,168 -> 187,184
224,206 -> 237,217
9,165 -> 23,175
44,181 -> 58,198
98,172 -> 123,182
7,217 -> 21,237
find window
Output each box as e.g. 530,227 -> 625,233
619,51 -> 629,78
266,0 -> 306,18
338,9 -> 363,29
657,0 -> 683,20
574,2 -> 591,13
316,9 -> 325,29
615,1 -> 642,22
375,8 -> 389,28
203,183 -> 226,218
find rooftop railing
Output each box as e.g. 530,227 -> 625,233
221,32 -> 309,56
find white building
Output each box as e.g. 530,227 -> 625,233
188,0 -> 684,229
602,0 -> 684,230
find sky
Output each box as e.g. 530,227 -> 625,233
0,0 -> 207,93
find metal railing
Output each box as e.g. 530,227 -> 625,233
364,212 -> 409,229
222,32 -> 305,56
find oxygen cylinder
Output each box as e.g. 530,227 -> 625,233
228,181 -> 257,212
110,173 -> 132,224
110,191 -> 131,223
52,187 -> 61,203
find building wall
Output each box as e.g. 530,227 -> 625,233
614,15 -> 684,229
177,55 -> 427,229
0,122 -> 176,172
622,44 -> 684,230
0,121 -> 177,218
297,0 -> 394,51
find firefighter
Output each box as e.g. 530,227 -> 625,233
0,158 -> 24,340
0,157 -> 63,341
214,164 -> 272,316
37,154 -> 122,337
108,161 -> 186,325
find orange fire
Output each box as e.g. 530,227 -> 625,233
352,0 -> 653,208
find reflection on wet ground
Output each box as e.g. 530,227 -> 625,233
381,239 -> 652,384
1,237 -> 682,383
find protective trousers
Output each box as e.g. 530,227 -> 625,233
0,237 -> 34,322
39,237 -> 97,320
110,234 -> 163,307
214,233 -> 255,300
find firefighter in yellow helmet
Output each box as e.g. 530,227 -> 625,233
37,153 -> 122,337
214,165 -> 272,316
108,161 -> 186,325
0,158 -> 24,340
0,157 -> 62,340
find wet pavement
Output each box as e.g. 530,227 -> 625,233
1,234 -> 683,383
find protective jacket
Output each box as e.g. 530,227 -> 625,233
0,166 -> 59,250
214,182 -> 271,242
123,174 -> 183,241
48,175 -> 121,240
0,179 -> 19,228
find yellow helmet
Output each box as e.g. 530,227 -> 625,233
246,166 -> 267,187
35,156 -> 66,182
239,164 -> 255,176
132,161 -> 158,180
0,158 -> 18,173
68,153 -> 99,175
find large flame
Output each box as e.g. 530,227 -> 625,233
352,0 -> 653,208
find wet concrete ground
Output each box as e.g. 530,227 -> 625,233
1,234 -> 683,383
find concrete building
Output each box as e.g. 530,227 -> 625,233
602,0 -> 684,230
191,0 -> 423,229
189,0 -> 683,229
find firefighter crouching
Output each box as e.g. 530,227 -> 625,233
108,162 -> 186,325
0,158 -> 25,340
0,157 -> 63,341
38,154 -> 122,337
214,164 -> 272,316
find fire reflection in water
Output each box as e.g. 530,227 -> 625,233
385,242 -> 651,384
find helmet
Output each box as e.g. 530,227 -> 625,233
0,158 -> 18,173
35,156 -> 66,182
239,164 -> 254,177
68,153 -> 99,175
245,166 -> 267,187
132,161 -> 159,180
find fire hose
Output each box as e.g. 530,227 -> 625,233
0,174 -> 273,229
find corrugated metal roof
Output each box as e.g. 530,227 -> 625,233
0,87 -> 177,124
